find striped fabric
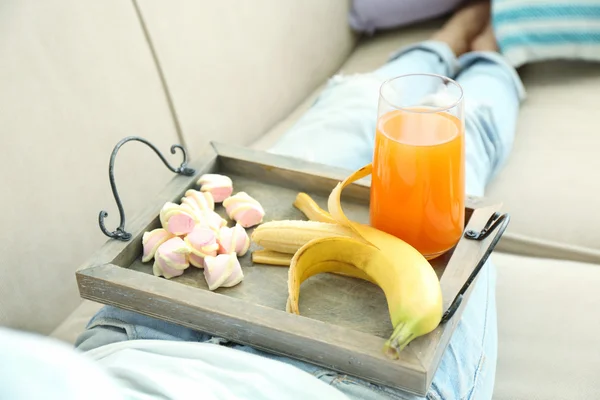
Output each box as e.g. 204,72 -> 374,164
492,0 -> 600,67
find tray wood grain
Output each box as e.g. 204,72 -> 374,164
77,142 -> 502,396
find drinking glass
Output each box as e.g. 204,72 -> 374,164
370,74 -> 465,259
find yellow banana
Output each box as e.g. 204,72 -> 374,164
252,249 -> 292,266
251,220 -> 356,254
293,193 -> 336,223
288,164 -> 443,358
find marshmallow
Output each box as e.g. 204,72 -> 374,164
217,223 -> 250,256
196,209 -> 228,232
203,253 -> 244,290
197,174 -> 233,203
189,253 -> 206,268
222,192 -> 265,228
182,189 -> 214,212
153,237 -> 191,279
141,228 -> 174,263
160,202 -> 198,236
184,226 -> 219,268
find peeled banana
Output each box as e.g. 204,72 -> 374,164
251,220 -> 356,255
293,193 -> 336,223
251,249 -> 292,266
287,164 -> 443,358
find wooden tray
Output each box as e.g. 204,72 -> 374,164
77,142 -> 508,396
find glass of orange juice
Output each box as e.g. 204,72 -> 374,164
370,74 -> 465,260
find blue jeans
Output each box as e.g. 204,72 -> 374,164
76,42 -> 525,399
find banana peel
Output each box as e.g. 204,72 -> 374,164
253,245 -> 373,282
287,257 -> 375,313
293,193 -> 336,224
288,164 -> 443,359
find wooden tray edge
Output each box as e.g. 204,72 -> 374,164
76,262 -> 430,395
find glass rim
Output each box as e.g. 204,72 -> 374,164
379,73 -> 464,114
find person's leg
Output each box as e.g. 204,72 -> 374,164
460,25 -> 524,196
75,305 -> 215,351
428,24 -> 525,400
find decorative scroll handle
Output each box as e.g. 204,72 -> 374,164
98,136 -> 196,241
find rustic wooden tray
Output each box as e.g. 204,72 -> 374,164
77,142 -> 508,396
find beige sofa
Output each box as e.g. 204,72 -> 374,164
2,1 -> 599,399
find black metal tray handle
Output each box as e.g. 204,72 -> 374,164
98,136 -> 195,241
441,212 -> 511,322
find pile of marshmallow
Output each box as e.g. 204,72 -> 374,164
141,173 -> 265,291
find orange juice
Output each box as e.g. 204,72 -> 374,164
370,108 -> 465,258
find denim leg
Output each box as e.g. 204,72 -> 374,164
456,51 -> 525,197
75,306 -> 214,352
426,52 -> 525,400
267,41 -> 460,172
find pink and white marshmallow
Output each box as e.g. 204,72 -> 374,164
141,228 -> 174,262
160,202 -> 198,236
184,225 -> 219,268
153,237 -> 191,279
181,189 -> 214,212
203,253 -> 244,290
196,209 -> 228,232
218,224 -> 250,256
197,174 -> 233,203
222,192 -> 265,228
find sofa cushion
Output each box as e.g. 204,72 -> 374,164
253,22 -> 600,263
0,0 -> 183,333
485,60 -> 600,262
135,0 -> 357,158
492,1 -> 600,67
492,252 -> 600,400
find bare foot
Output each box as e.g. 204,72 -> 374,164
471,22 -> 499,52
431,0 -> 491,56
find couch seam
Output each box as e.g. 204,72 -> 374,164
131,0 -> 188,152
